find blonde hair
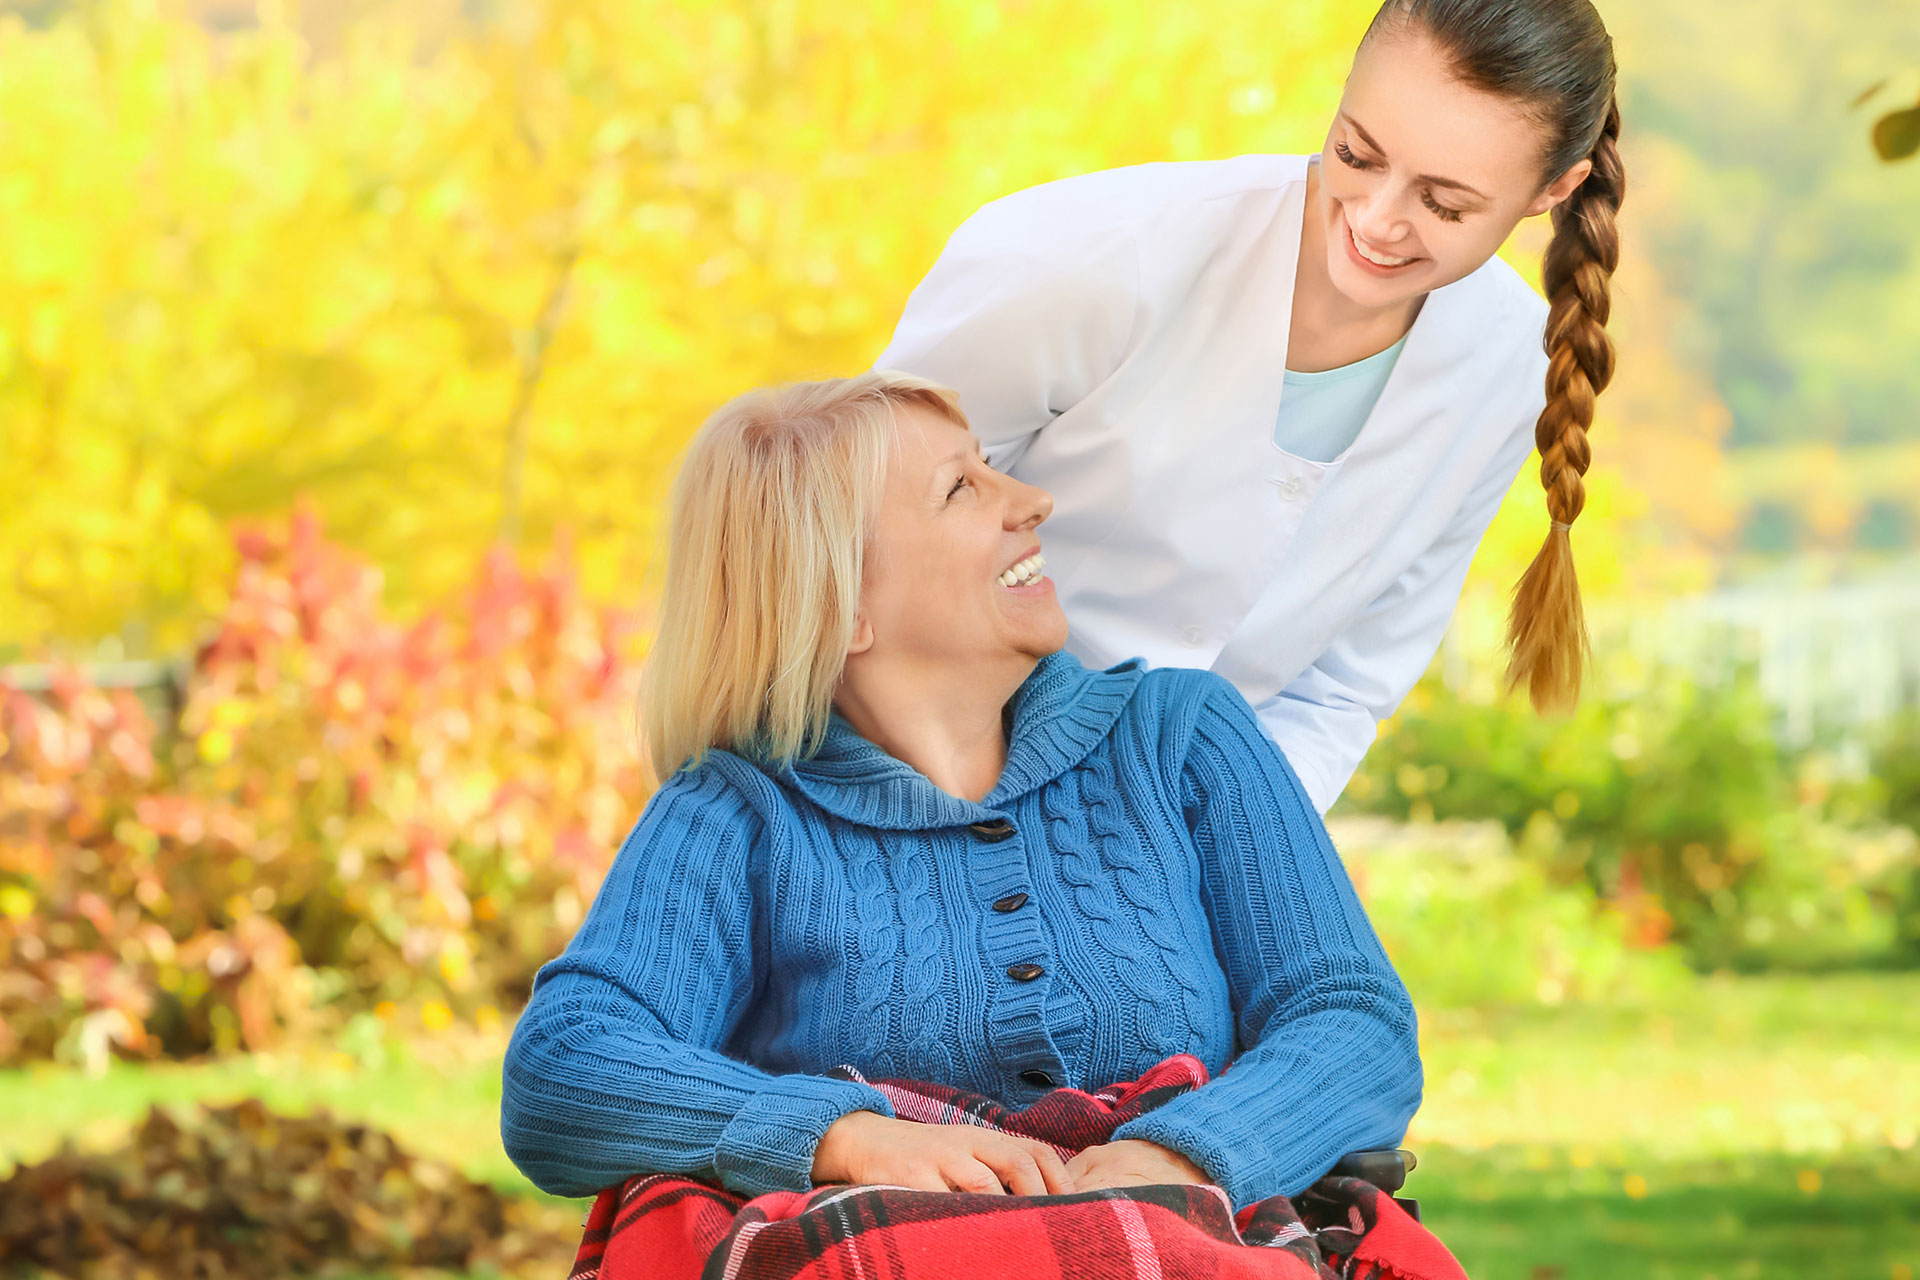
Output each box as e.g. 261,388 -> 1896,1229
1369,0 -> 1624,711
641,371 -> 968,776
1504,95 -> 1621,712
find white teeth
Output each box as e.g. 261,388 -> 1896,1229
998,553 -> 1046,588
1353,231 -> 1414,267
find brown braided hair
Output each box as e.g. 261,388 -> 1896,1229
1367,0 -> 1624,710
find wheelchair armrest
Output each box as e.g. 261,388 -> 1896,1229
1328,1148 -> 1416,1193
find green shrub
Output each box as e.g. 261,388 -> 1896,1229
1337,672 -> 1920,971
1338,674 -> 1784,951
1870,712 -> 1920,838
1712,818 -> 1919,971
1334,817 -> 1690,1009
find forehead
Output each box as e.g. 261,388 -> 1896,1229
890,402 -> 975,462
1343,30 -> 1552,189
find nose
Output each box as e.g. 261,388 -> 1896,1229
1005,475 -> 1053,530
1347,191 -> 1411,248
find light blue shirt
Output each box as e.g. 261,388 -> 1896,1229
1274,335 -> 1408,463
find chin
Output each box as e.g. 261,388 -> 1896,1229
1017,622 -> 1071,662
1327,251 -> 1432,310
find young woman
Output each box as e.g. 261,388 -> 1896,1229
500,373 -> 1419,1207
876,0 -> 1623,812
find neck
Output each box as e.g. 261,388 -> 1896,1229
1289,159 -> 1424,372
833,653 -> 1035,803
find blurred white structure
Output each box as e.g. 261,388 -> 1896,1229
1433,554 -> 1920,750
1648,558 -> 1920,746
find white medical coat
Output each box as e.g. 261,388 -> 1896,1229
876,154 -> 1549,812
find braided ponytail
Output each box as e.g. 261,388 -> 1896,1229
1506,98 -> 1624,709
1366,0 -> 1622,711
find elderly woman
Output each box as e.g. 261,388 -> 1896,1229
500,372 -> 1421,1209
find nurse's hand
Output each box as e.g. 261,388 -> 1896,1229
1064,1138 -> 1211,1191
812,1110 -> 1078,1196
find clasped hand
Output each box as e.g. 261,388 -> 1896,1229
812,1111 -> 1209,1196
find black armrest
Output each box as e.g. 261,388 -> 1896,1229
1328,1147 -> 1416,1193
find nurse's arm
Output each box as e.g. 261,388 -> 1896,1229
1257,421 -> 1534,812
874,195 -> 1138,471
499,771 -> 893,1199
1109,674 -> 1421,1209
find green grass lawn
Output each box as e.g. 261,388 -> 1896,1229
1412,972 -> 1920,1279
1423,1146 -> 1920,1280
4,973 -> 1917,1279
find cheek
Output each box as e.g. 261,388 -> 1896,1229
879,523 -> 991,621
1426,220 -> 1507,275
857,557 -> 904,628
863,524 -> 933,619
1319,164 -> 1370,214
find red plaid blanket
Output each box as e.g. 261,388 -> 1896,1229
569,1055 -> 1467,1280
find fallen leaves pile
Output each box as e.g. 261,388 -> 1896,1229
0,1099 -> 578,1278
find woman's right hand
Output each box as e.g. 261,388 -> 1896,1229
811,1110 -> 1077,1196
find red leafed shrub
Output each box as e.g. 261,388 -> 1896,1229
0,509 -> 648,1063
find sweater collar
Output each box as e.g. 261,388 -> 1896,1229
775,651 -> 1146,830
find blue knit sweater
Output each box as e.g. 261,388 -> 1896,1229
500,652 -> 1421,1209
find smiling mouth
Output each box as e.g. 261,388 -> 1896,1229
1346,219 -> 1418,269
998,553 -> 1046,588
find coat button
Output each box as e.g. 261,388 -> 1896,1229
1019,1069 -> 1056,1088
1006,962 -> 1045,982
967,818 -> 1016,844
991,892 -> 1029,913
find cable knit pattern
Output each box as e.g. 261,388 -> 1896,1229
1044,768 -> 1177,1060
500,652 -> 1422,1209
893,835 -> 953,1081
845,836 -> 902,1077
1080,748 -> 1213,1052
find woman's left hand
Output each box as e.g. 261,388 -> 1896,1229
1064,1139 -> 1210,1192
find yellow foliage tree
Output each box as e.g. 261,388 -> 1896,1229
0,0 -> 1372,653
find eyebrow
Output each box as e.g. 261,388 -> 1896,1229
1342,114 -> 1490,202
931,442 -> 985,486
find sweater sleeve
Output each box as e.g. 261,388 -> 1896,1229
1110,676 -> 1422,1207
499,769 -> 895,1199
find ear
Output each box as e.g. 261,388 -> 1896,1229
845,612 -> 875,658
1524,157 -> 1593,218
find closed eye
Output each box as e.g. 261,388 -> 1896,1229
1333,140 -> 1374,171
1422,191 -> 1464,223
1339,139 -> 1467,223
946,475 -> 969,499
